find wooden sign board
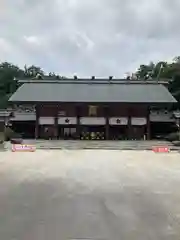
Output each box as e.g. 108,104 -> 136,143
152,146 -> 170,153
12,144 -> 36,152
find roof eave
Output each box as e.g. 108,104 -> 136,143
17,79 -> 170,85
8,100 -> 177,104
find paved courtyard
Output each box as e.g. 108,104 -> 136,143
0,150 -> 180,239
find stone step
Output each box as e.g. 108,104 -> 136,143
4,140 -> 178,151
24,140 -> 178,151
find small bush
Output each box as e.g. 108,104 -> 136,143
4,127 -> 22,141
4,127 -> 14,141
0,132 -> 5,143
166,132 -> 180,142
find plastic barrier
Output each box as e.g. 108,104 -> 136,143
152,146 -> 170,153
12,144 -> 36,152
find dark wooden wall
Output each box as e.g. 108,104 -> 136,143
36,103 -> 148,117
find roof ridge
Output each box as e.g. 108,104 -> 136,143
17,79 -> 168,85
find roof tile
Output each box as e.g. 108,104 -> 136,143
9,82 -> 177,103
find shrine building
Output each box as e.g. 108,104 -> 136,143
8,77 -> 177,140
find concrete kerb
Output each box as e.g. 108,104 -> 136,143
2,140 -> 180,153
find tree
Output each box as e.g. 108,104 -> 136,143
136,61 -> 169,80
135,57 -> 180,107
0,62 -> 44,108
0,62 -> 24,93
0,62 -> 24,108
24,65 -> 44,78
136,62 -> 155,79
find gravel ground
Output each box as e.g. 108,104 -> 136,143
0,150 -> 180,240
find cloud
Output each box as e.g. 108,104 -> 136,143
1,0 -> 180,76
23,36 -> 41,45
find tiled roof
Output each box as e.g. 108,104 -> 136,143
9,80 -> 177,103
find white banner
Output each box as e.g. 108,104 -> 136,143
39,117 -> 54,125
80,117 -> 106,125
131,117 -> 147,126
109,117 -> 128,126
58,117 -> 77,125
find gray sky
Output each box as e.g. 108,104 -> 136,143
1,0 -> 180,77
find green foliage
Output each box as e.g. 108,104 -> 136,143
24,65 -> 44,78
166,132 -> 180,142
135,56 -> 180,107
0,62 -> 44,109
4,127 -> 14,141
4,126 -> 22,141
0,132 -> 4,143
0,57 -> 180,109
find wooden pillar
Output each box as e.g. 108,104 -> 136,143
76,105 -> 81,140
105,120 -> 109,140
127,107 -> 132,140
54,105 -> 59,139
105,106 -> 109,140
146,107 -> 151,140
35,105 -> 39,139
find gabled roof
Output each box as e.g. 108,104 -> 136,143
9,79 -> 177,103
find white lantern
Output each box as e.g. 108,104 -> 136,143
173,110 -> 180,119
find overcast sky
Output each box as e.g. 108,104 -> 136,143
1,0 -> 180,77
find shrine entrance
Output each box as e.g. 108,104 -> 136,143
131,126 -> 146,140
80,126 -> 106,140
109,126 -> 128,140
58,126 -> 77,140
39,125 -> 57,139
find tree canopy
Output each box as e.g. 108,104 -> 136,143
135,57 -> 180,105
0,62 -> 45,108
0,58 -> 180,109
